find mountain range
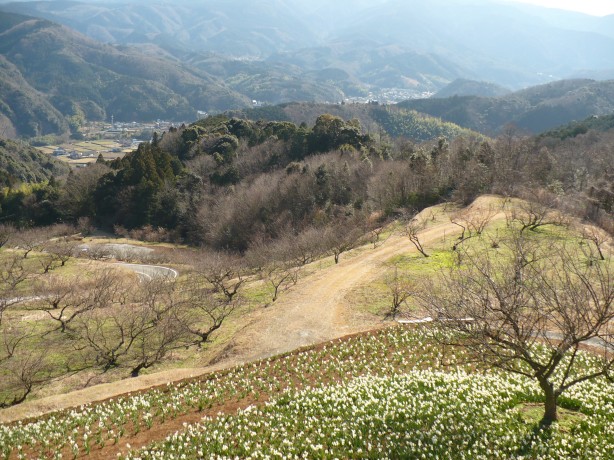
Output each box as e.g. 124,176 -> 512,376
3,0 -> 614,87
1,0 -> 614,138
399,79 -> 614,134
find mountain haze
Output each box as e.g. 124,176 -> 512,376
3,0 -> 614,90
1,1 -> 614,138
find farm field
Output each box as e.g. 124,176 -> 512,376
36,140 -> 131,167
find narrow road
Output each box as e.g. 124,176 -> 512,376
0,196 -> 506,422
117,263 -> 178,281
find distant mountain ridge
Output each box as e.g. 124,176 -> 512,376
3,0 -> 613,91
434,79 -> 511,98
399,79 -> 614,134
1,2 -> 614,138
0,11 -> 252,137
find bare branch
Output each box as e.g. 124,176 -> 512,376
404,217 -> 429,258
418,230 -> 614,425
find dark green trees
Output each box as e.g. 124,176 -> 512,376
94,142 -> 182,229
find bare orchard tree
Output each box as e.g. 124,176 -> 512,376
450,203 -> 498,250
44,236 -> 79,267
368,225 -> 389,249
506,192 -> 568,233
76,277 -> 189,376
323,223 -> 365,264
178,273 -> 238,345
383,265 -> 415,320
14,227 -> 48,259
0,323 -> 55,407
581,225 -> 611,262
262,260 -> 301,303
404,216 -> 429,258
0,223 -> 16,249
128,279 -> 190,376
35,270 -> 126,332
0,253 -> 29,325
37,253 -> 60,274
419,231 -> 614,425
193,251 -> 245,302
276,226 -> 328,267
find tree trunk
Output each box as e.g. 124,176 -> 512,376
539,380 -> 558,425
131,363 -> 147,377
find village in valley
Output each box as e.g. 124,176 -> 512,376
35,119 -> 185,167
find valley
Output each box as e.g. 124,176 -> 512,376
0,1 -> 613,458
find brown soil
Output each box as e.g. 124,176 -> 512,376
0,197 -> 505,425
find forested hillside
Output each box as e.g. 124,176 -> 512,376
1,112 -> 611,251
400,79 -> 614,134
0,12 -> 250,137
434,78 -> 511,98
228,102 -> 478,142
0,137 -> 68,185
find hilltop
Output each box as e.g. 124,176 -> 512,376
228,102 -> 479,142
433,78 -> 511,98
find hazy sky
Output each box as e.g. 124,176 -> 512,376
508,0 -> 614,16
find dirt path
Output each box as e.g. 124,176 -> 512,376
0,196 -> 505,424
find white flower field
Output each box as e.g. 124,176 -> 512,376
1,326 -> 612,459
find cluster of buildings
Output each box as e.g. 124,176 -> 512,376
344,88 -> 434,104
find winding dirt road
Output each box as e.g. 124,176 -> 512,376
0,197 -> 498,423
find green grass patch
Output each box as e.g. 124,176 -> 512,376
515,403 -> 587,432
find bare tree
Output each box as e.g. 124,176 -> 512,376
82,243 -> 112,261
368,226 -> 389,249
404,217 -> 429,258
37,253 -> 60,274
0,224 -> 15,249
76,277 -> 189,376
581,226 -> 611,262
450,204 -> 498,250
507,193 -> 568,233
36,270 -> 125,332
194,251 -> 245,302
419,232 -> 614,425
44,236 -> 78,267
384,265 -> 415,319
128,279 -> 189,376
76,303 -> 147,372
14,228 -> 48,259
262,261 -> 301,303
0,323 -> 54,407
323,224 -> 364,264
0,349 -> 52,407
0,253 -> 29,325
284,226 -> 327,266
178,274 -> 238,345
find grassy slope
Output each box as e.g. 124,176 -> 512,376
0,196 -> 612,459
